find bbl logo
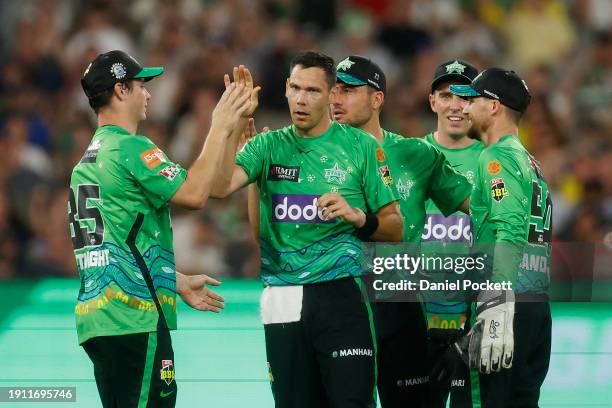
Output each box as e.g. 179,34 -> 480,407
160,359 -> 175,385
378,165 -> 393,186
490,178 -> 508,202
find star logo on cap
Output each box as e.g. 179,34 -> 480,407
110,62 -> 127,79
445,60 -> 466,74
337,58 -> 355,71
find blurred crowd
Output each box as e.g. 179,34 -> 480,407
0,0 -> 610,279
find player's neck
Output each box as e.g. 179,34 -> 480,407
296,116 -> 331,137
360,115 -> 384,143
98,110 -> 138,135
434,130 -> 474,149
482,120 -> 518,147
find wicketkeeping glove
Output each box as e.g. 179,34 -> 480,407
454,290 -> 515,374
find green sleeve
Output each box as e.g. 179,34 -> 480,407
119,135 -> 187,209
235,132 -> 269,184
361,136 -> 399,213
426,143 -> 472,216
480,149 -> 527,283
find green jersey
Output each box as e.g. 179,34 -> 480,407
381,131 -> 472,243
69,125 -> 187,344
236,122 -> 398,286
471,134 -> 552,293
421,132 -> 484,330
422,132 -> 483,244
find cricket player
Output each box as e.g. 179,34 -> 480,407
70,50 -> 254,407
421,60 -> 485,407
451,68 -> 553,407
331,55 -> 473,408
211,51 -> 403,408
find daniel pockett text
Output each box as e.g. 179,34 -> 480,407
369,253 -> 513,293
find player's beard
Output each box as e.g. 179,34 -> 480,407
467,126 -> 481,141
337,108 -> 372,129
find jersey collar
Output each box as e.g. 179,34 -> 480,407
96,124 -> 131,136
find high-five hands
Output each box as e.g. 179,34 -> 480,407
211,82 -> 252,135
224,65 -> 261,118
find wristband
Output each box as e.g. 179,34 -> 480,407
356,212 -> 379,239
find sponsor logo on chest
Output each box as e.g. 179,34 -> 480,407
271,194 -> 333,224
421,214 -> 472,242
267,164 -> 300,182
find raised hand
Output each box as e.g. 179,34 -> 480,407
224,65 -> 261,117
239,118 -> 270,148
211,82 -> 251,135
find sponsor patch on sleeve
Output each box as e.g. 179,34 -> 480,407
487,160 -> 501,175
159,165 -> 180,181
376,147 -> 386,162
379,165 -> 393,186
140,148 -> 167,169
490,177 -> 508,202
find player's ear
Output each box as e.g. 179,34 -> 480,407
285,78 -> 290,98
372,91 -> 384,110
113,82 -> 130,101
490,100 -> 501,116
113,83 -> 125,101
429,93 -> 436,113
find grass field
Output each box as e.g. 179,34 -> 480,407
0,279 -> 610,407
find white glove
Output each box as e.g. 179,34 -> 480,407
454,290 -> 515,373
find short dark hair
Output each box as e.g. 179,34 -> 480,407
88,80 -> 134,113
289,51 -> 336,89
505,106 -> 523,124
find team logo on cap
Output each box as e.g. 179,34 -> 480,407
110,62 -> 127,79
445,60 -> 466,74
337,58 -> 355,71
